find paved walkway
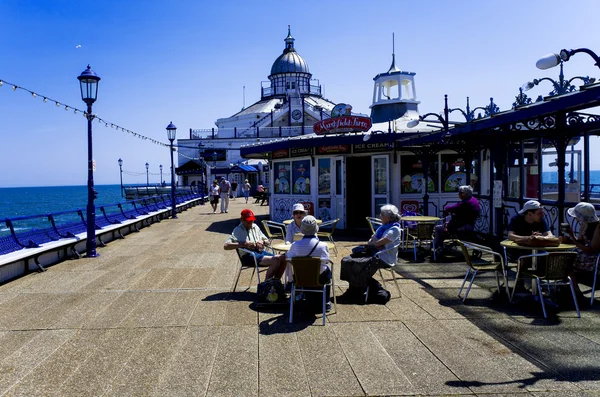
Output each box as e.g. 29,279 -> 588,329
1,198 -> 600,396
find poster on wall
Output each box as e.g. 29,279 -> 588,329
493,180 -> 503,208
401,173 -> 435,193
318,158 -> 331,195
444,172 -> 466,192
274,162 -> 291,194
292,160 -> 311,194
318,198 -> 332,221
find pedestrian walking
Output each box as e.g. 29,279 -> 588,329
231,181 -> 238,200
242,179 -> 251,203
219,177 -> 231,213
209,180 -> 220,214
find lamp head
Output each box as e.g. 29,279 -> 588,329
406,119 -> 420,128
77,65 -> 100,105
166,121 -> 177,141
118,158 -> 123,167
536,53 -> 561,70
159,164 -> 163,171
521,81 -> 536,91
145,162 -> 149,170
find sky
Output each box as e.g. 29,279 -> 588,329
1,0 -> 600,187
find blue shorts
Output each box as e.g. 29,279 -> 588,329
241,251 -> 273,266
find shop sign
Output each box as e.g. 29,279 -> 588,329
290,147 -> 312,157
353,142 -> 392,153
272,149 -> 289,159
316,144 -> 350,154
313,116 -> 372,135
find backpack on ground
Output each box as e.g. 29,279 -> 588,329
257,278 -> 286,304
366,277 -> 391,305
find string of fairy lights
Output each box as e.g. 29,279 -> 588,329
0,77 -> 208,161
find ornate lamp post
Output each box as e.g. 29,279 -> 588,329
159,164 -> 163,185
406,94 -> 452,139
77,65 -> 101,258
522,62 -> 595,98
145,162 -> 149,187
118,158 -> 124,198
166,122 -> 178,219
198,142 -> 205,204
537,48 -> 600,71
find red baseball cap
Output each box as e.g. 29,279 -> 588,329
241,209 -> 256,221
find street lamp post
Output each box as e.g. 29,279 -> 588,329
159,164 -> 163,185
198,142 -> 205,204
118,158 -> 124,198
167,122 -> 178,219
145,162 -> 149,187
78,65 -> 101,258
537,48 -> 600,71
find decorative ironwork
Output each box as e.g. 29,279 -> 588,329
512,87 -> 532,108
474,198 -> 490,234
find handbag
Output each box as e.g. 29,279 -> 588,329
340,255 -> 378,289
351,244 -> 378,258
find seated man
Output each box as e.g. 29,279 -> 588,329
434,185 -> 480,250
285,215 -> 332,310
508,200 -> 552,243
224,209 -> 287,280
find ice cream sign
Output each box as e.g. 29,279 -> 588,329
313,103 -> 372,135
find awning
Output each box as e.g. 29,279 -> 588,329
231,164 -> 258,172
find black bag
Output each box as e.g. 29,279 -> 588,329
340,255 -> 378,289
351,244 -> 378,258
366,278 -> 391,305
257,278 -> 286,304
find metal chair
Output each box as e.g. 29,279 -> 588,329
457,241 -> 507,302
406,222 -> 436,261
288,257 -> 336,326
317,218 -> 339,255
590,255 -> 600,306
513,251 -> 580,318
232,248 -> 267,292
365,217 -> 382,235
261,220 -> 286,245
365,240 -> 402,302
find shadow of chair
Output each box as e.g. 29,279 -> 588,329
366,241 -> 402,302
289,257 -> 336,326
512,251 -> 580,318
366,216 -> 382,235
457,241 -> 507,303
317,218 -> 339,255
261,220 -> 286,245
407,222 -> 436,261
232,248 -> 268,292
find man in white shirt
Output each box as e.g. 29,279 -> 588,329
286,216 -> 332,310
224,209 -> 286,280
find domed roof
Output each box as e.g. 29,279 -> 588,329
270,27 -> 310,75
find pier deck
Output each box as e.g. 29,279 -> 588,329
0,199 -> 600,396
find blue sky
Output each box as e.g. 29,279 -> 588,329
1,0 -> 599,187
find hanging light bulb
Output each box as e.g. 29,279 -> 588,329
105,123 -> 109,127
0,80 -> 3,86
74,109 -> 78,114
12,85 -> 17,91
31,92 -> 36,98
43,97 -> 48,103
55,102 -> 60,107
65,106 -> 69,111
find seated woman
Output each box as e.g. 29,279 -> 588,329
286,203 -> 307,243
367,204 -> 403,268
286,216 -> 332,310
560,202 -> 600,296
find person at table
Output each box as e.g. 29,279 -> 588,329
224,209 -> 287,280
434,185 -> 480,250
286,215 -> 332,310
508,200 -> 552,243
367,204 -> 403,268
286,203 -> 307,243
560,202 -> 600,295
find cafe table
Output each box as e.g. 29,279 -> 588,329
401,215 -> 440,223
272,240 -> 336,253
500,239 -> 576,299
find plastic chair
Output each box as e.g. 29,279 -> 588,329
513,251 -> 580,318
288,257 -> 336,326
457,241 -> 507,302
590,255 -> 600,306
365,240 -> 402,302
261,220 -> 286,245
232,248 -> 267,292
317,218 -> 339,255
366,217 -> 382,235
407,222 -> 436,261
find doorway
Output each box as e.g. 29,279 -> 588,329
346,156 -> 372,229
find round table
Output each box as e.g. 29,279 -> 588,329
401,216 -> 440,223
282,219 -> 323,225
272,241 -> 335,252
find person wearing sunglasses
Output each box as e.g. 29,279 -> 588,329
286,203 -> 307,243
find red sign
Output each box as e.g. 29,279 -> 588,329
313,116 -> 372,135
316,145 -> 350,154
272,149 -> 289,159
299,201 -> 314,216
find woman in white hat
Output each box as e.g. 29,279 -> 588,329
286,203 -> 307,243
561,202 -> 600,295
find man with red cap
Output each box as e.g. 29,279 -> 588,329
224,209 -> 287,279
